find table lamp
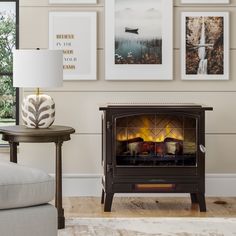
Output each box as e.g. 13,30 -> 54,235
13,49 -> 63,129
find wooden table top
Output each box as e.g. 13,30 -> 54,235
0,125 -> 75,137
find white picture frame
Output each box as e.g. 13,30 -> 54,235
49,12 -> 97,80
181,0 -> 230,4
105,0 -> 173,81
181,12 -> 229,81
49,0 -> 97,4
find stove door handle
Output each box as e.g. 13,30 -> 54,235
199,144 -> 206,153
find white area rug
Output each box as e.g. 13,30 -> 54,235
58,217 -> 236,236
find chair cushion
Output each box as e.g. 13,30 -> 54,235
0,204 -> 57,236
0,161 -> 55,210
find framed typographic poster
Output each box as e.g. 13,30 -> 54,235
49,12 -> 97,80
181,12 -> 229,80
105,0 -> 173,80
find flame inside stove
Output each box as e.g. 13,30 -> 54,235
117,124 -> 183,142
116,116 -> 188,142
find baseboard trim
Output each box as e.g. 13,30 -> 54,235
49,173 -> 236,197
205,174 -> 236,197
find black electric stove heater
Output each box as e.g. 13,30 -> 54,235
100,104 -> 213,212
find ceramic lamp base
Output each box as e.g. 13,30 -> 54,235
21,94 -> 55,128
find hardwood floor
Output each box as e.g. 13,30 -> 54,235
63,197 -> 236,218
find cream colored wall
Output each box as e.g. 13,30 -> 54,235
2,0 -> 235,176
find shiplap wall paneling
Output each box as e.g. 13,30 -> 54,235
1,0 -> 234,196
22,91 -> 236,134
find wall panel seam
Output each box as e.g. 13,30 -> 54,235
21,4 -> 191,8
20,5 -> 104,8
72,133 -> 236,135
29,90 -> 236,93
49,173 -> 236,178
175,48 -> 236,50
175,5 -> 235,8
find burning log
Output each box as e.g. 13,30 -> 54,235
116,137 -> 144,155
116,137 -> 190,156
183,142 -> 196,154
164,138 -> 183,155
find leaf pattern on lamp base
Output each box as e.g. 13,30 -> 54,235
21,94 -> 56,129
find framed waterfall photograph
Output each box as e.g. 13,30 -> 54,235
181,12 -> 229,80
49,12 -> 97,80
105,0 -> 173,80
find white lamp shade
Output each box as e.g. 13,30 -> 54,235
13,49 -> 63,88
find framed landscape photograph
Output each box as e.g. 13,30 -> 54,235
49,12 -> 97,80
49,0 -> 97,4
181,0 -> 230,4
181,12 -> 229,80
105,0 -> 173,80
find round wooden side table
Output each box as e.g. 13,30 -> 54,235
0,125 -> 75,229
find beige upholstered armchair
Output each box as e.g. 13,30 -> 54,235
0,161 -> 57,236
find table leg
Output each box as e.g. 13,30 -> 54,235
9,142 -> 18,163
55,141 -> 65,229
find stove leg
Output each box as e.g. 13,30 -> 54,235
190,193 -> 198,204
101,189 -> 105,204
104,193 -> 114,212
197,193 -> 206,212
